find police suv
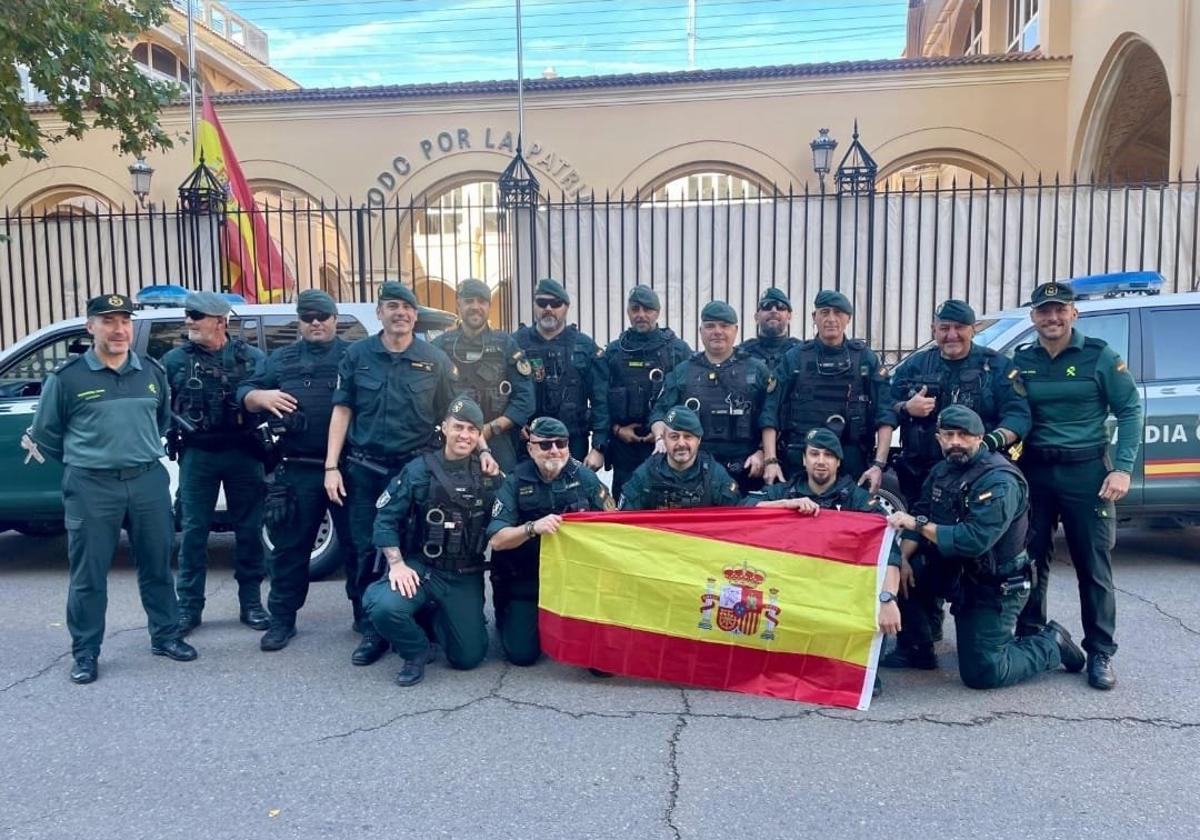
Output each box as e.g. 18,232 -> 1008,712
0,286 -> 457,577
957,272 -> 1200,527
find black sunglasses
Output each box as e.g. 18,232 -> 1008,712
184,310 -> 212,321
535,297 -> 566,310
299,312 -> 334,323
759,301 -> 790,312
531,438 -> 568,451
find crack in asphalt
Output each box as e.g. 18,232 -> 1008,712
664,688 -> 692,840
0,622 -> 149,694
1115,585 -> 1200,638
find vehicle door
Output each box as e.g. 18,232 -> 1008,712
0,327 -> 91,524
1138,304 -> 1200,515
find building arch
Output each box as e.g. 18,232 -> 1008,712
875,147 -> 1013,190
1074,34 -> 1171,184
871,127 -> 1030,183
2,166 -> 130,212
619,141 -> 799,196
640,161 -> 774,202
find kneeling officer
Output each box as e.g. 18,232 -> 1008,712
885,406 -> 1085,689
363,398 -> 500,687
619,405 -> 741,510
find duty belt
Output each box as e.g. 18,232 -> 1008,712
1022,444 -> 1106,464
346,448 -> 418,476
77,462 -> 157,481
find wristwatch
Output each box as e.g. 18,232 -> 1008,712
870,459 -> 888,471
524,521 -> 537,539
878,591 -> 897,605
915,515 -> 929,529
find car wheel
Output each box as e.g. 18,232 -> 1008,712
14,520 -> 66,537
260,510 -> 341,581
870,488 -> 908,516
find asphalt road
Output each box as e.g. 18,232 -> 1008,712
1,526 -> 1197,840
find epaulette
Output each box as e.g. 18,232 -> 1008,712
52,355 -> 87,374
845,338 -> 868,351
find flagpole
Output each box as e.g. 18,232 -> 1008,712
187,0 -> 198,147
515,0 -> 525,143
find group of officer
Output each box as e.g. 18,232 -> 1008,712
30,274 -> 1141,695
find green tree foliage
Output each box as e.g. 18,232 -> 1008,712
0,0 -> 178,165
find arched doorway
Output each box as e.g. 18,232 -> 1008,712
248,181 -> 354,300
1079,39 -> 1171,184
643,164 -> 772,202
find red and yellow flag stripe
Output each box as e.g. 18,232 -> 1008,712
1144,458 -> 1200,479
538,507 -> 891,709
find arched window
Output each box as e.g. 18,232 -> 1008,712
21,187 -> 114,216
650,171 -> 765,202
132,42 -> 190,85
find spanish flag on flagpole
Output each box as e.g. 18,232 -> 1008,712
539,507 -> 892,709
195,90 -> 291,303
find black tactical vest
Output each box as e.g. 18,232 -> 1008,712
780,339 -> 873,450
607,330 -> 677,427
409,453 -> 498,574
443,330 -> 513,421
173,339 -> 258,443
812,475 -> 860,510
899,347 -> 999,467
928,451 -> 1029,578
640,453 -> 720,509
678,353 -> 758,449
521,326 -> 587,432
273,339 -> 346,457
491,459 -> 594,580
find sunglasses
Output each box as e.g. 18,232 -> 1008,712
299,312 -> 334,323
184,310 -> 212,321
759,302 -> 789,312
535,298 -> 566,310
530,438 -> 568,451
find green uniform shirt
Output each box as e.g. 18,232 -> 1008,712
485,459 -> 614,539
1013,328 -> 1143,472
332,333 -> 457,459
617,451 -> 742,510
432,327 -> 535,427
31,349 -> 170,468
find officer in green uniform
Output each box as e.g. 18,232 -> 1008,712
324,281 -> 469,667
761,290 -> 896,493
604,285 -> 692,501
28,294 -> 197,684
618,405 -> 741,510
238,289 -> 352,651
363,398 -> 500,686
432,278 -> 535,472
514,278 -> 609,468
486,417 -> 616,666
889,299 -> 1031,504
649,301 -> 776,493
738,287 -> 802,371
163,291 -> 269,635
747,428 -> 883,514
885,406 -> 1086,689
1013,281 -> 1143,690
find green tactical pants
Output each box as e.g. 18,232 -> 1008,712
363,559 -> 487,669
63,463 -> 180,658
491,574 -> 541,666
1018,457 -> 1118,656
176,446 -> 266,613
953,580 -> 1061,689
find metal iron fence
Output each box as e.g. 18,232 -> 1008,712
3,174 -> 1199,354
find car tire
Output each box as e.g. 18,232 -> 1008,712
14,520 -> 66,537
260,510 -> 341,581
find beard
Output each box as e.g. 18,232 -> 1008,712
759,319 -> 785,337
945,447 -> 971,465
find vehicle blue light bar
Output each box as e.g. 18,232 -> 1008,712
135,285 -> 248,308
1068,271 -> 1164,298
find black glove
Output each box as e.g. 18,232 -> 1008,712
263,480 -> 296,531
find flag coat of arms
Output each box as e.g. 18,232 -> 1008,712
538,507 -> 892,709
195,91 -> 292,303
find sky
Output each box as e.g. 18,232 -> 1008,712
219,0 -> 910,89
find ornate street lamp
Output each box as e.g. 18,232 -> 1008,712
809,128 -> 837,193
177,151 -> 226,214
834,120 -> 878,196
128,157 -> 154,208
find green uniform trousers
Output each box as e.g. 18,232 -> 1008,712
264,460 -> 352,628
344,458 -> 416,633
176,446 -> 266,612
63,463 -> 180,658
954,580 -> 1061,689
491,575 -> 541,666
363,559 -> 487,669
1018,457 -> 1118,655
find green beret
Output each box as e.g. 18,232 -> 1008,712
663,405 -> 704,437
758,287 -> 792,310
87,293 -> 135,317
446,396 -> 485,430
805,427 -> 844,461
457,278 -> 492,301
938,405 -> 986,436
534,277 -> 570,304
528,416 -> 569,438
184,290 -> 232,317
627,284 -> 661,311
1030,281 -> 1075,308
378,281 -> 419,307
700,300 -> 738,325
813,289 -> 853,315
934,299 -> 975,325
297,289 -> 338,317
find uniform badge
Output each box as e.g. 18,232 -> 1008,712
516,358 -> 532,376
595,347 -> 604,357
1066,366 -> 1077,377
107,295 -> 123,306
410,360 -> 434,372
451,399 -> 464,414
599,486 -> 616,511
148,382 -> 158,394
492,499 -> 504,517
519,485 -> 535,496
976,490 -> 994,502
1115,360 -> 1128,373
375,490 -> 391,509
766,375 -> 777,394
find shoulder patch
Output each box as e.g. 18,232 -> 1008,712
491,498 -> 504,517
375,490 -> 391,509
1006,368 -> 1018,380
878,365 -> 889,377
516,357 -> 532,376
1115,359 -> 1128,373
766,375 -> 777,394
